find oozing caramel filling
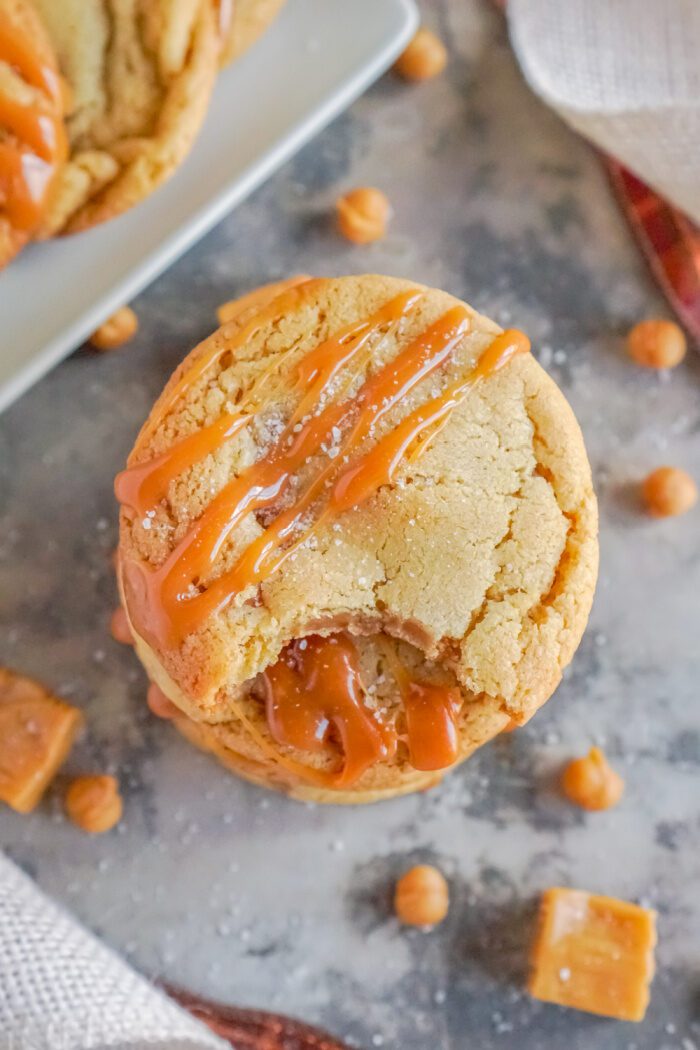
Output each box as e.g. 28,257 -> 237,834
262,634 -> 396,788
0,13 -> 66,233
118,281 -> 530,786
260,632 -> 461,788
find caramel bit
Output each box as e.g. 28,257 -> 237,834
626,319 -> 686,369
336,187 -> 391,244
109,606 -> 133,645
65,774 -> 123,834
89,306 -> 139,351
146,683 -> 180,720
394,864 -> 449,927
394,28 -> 447,81
0,668 -> 82,814
529,887 -> 656,1021
561,746 -> 624,811
642,466 -> 698,518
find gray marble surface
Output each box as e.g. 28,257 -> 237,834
1,2 -> 700,1048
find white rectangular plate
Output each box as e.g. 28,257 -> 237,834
0,0 -> 417,413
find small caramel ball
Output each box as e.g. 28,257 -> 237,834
89,306 -> 139,351
626,319 -> 686,369
394,28 -> 447,81
336,187 -> 391,245
146,683 -> 180,720
561,747 -> 624,811
65,775 -> 123,833
109,607 -> 132,645
394,864 -> 449,927
642,466 -> 698,518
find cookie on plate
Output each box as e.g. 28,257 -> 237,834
0,0 -> 67,268
116,275 -> 598,803
32,0 -> 221,236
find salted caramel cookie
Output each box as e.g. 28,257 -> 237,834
116,275 -> 598,803
31,0 -> 220,236
220,0 -> 285,65
0,0 -> 67,267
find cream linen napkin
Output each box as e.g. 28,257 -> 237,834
0,853 -> 227,1050
508,0 -> 700,224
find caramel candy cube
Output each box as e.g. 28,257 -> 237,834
529,887 -> 656,1022
0,668 -> 83,813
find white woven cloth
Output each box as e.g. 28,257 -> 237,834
0,854 -> 227,1050
508,0 -> 700,223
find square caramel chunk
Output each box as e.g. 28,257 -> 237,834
0,668 -> 82,813
529,887 -> 656,1022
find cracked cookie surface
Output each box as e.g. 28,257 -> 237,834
118,274 -> 598,802
31,0 -> 219,235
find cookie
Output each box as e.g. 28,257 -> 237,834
116,275 -> 598,803
0,0 -> 67,267
220,0 -> 285,65
31,0 -> 220,236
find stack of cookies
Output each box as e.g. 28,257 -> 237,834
116,275 -> 598,804
0,0 -> 285,268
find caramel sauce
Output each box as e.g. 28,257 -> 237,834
124,314 -> 527,649
116,289 -> 421,517
0,13 -> 66,233
118,285 -> 531,787
262,634 -> 396,788
137,280 -> 322,447
379,637 -> 461,771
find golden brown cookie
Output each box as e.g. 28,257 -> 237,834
0,0 -> 67,268
220,0 -> 285,65
31,0 -> 220,236
116,275 -> 598,803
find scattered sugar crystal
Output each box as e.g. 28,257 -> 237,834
372,1036 -> 384,1047
298,639 -> 308,650
434,989 -> 446,1005
559,967 -> 571,982
141,518 -> 152,530
553,349 -> 567,364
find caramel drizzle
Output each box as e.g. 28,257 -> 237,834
119,288 -> 530,653
136,280 -> 321,447
0,13 -> 66,233
116,288 -> 421,516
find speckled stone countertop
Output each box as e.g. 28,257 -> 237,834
1,2 -> 699,1048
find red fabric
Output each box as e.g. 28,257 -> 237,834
607,161 -> 700,344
